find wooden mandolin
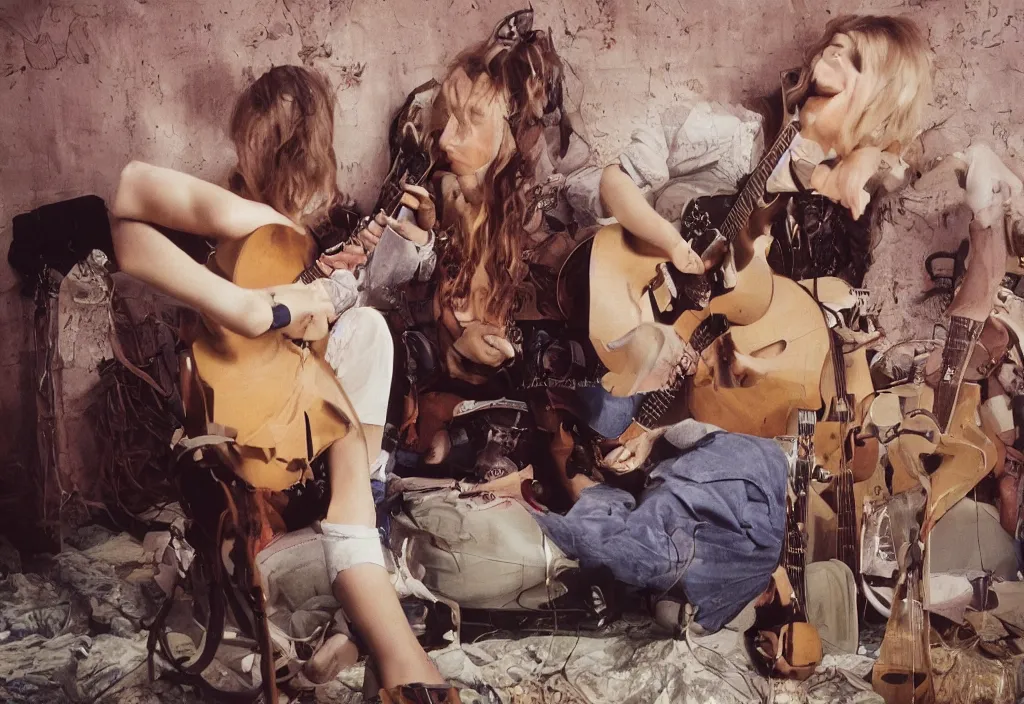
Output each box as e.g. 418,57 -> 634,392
872,536 -> 934,703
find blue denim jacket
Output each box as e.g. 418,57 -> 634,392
532,427 -> 788,632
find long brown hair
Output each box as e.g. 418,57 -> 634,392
436,12 -> 569,326
759,15 -> 932,156
228,65 -> 338,220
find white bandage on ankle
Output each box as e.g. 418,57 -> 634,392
319,522 -> 387,581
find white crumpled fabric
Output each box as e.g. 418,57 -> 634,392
418,627 -> 882,704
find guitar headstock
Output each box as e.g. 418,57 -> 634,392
779,68 -> 802,124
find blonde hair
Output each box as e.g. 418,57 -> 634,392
784,15 -> 933,156
228,65 -> 338,220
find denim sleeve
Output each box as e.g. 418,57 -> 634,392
529,484 -> 636,559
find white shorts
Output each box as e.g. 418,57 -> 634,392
324,307 -> 394,427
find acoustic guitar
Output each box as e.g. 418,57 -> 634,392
557,105 -> 834,438
190,139 -> 435,489
574,114 -> 800,376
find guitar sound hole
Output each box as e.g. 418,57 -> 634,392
751,340 -> 787,359
880,672 -> 928,688
922,454 -> 942,475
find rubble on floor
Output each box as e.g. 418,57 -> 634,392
1,522 -> 1022,703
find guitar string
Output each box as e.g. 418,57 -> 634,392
719,122 -> 800,245
638,124 -> 798,420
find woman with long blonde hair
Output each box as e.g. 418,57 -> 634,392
599,14 -> 934,282
110,65 -> 459,703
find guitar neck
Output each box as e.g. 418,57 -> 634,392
299,201 -> 422,286
933,316 -> 984,432
835,469 -> 859,575
785,409 -> 815,610
784,495 -> 807,610
719,120 -> 800,245
826,331 -> 859,574
632,314 -> 730,429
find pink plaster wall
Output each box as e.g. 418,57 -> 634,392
0,0 -> 1021,510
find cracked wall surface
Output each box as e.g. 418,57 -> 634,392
0,0 -> 1021,508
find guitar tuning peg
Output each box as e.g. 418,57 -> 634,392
810,465 -> 832,483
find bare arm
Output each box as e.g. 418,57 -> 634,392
949,190 -> 1009,322
110,161 -> 333,338
599,164 -> 681,255
110,161 -> 293,240
599,165 -> 704,273
112,218 -> 274,336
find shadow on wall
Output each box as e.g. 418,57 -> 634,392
178,57 -> 241,144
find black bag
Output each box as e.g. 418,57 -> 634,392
9,195 -> 113,295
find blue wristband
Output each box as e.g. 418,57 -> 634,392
269,301 -> 291,331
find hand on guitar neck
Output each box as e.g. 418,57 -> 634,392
351,184 -> 436,255
601,426 -> 668,474
317,185 -> 436,276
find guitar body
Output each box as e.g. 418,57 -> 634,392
232,223 -> 318,287
814,347 -> 879,483
586,223 -> 672,367
190,225 -> 343,490
688,274 -> 830,438
586,218 -> 775,372
886,383 -> 997,536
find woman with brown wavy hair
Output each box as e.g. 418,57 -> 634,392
372,9 -> 594,394
109,65 -> 459,703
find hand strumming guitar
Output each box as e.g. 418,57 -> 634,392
601,427 -> 669,474
599,164 -> 705,274
259,280 -> 338,341
670,238 -> 707,275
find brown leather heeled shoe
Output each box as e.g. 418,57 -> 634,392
377,683 -> 462,703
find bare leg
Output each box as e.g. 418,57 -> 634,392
324,433 -> 444,688
363,423 -> 385,466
